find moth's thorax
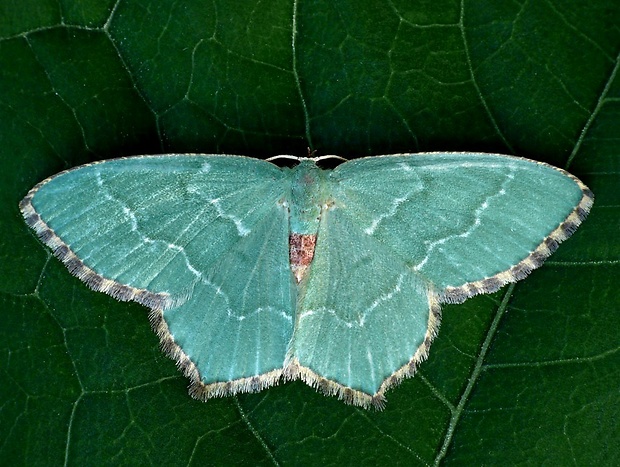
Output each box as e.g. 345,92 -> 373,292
288,160 -> 330,283
289,159 -> 329,235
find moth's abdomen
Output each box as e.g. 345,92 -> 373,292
289,233 -> 317,283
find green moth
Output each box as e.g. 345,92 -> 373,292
20,153 -> 592,409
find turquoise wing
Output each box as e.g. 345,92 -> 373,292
21,155 -> 295,396
329,153 -> 593,302
286,152 -> 592,407
286,205 -> 439,408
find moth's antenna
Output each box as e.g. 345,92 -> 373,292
312,154 -> 347,163
266,154 -> 299,162
265,152 -> 348,164
306,147 -> 347,163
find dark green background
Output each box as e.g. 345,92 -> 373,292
1,1 -> 618,465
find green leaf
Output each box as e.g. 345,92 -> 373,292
1,1 -> 618,464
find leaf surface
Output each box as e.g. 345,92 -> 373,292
1,1 -> 618,464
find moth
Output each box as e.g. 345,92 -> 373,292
20,152 -> 592,408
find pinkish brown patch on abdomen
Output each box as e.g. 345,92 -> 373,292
289,233 -> 317,283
